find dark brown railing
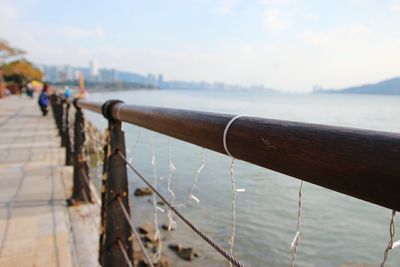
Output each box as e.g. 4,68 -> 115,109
78,99 -> 400,211
52,96 -> 400,267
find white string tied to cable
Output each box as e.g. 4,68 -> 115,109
150,135 -> 162,263
223,115 -> 247,193
166,140 -> 177,231
186,148 -> 206,206
223,115 -> 246,267
291,180 -> 304,267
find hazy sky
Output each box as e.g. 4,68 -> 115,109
1,0 -> 400,91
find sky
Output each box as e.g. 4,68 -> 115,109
1,0 -> 400,92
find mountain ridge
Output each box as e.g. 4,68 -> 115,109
315,77 -> 400,95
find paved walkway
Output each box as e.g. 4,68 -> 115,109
0,96 -> 98,267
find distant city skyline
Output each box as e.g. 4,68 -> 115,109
39,61 -> 273,91
1,1 -> 400,92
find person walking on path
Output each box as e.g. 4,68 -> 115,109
38,83 -> 49,116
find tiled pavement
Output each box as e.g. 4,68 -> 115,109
0,96 -> 98,267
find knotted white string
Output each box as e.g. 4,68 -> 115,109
223,115 -> 246,267
150,135 -> 162,263
166,139 -> 177,231
291,180 -> 304,267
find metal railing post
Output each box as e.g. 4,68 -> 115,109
61,97 -> 67,147
64,100 -> 72,166
99,100 -> 133,267
55,95 -> 63,138
50,94 -> 57,123
68,98 -> 91,204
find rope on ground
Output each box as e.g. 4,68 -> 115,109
291,180 -> 304,267
117,151 -> 245,267
380,210 -> 398,267
117,239 -> 134,267
117,197 -> 154,267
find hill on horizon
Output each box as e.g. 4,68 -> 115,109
315,77 -> 400,95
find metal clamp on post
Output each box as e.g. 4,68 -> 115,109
68,98 -> 92,205
101,99 -> 124,121
99,100 -> 133,267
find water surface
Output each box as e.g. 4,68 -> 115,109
86,90 -> 400,267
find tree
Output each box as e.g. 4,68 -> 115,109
3,59 -> 43,93
0,39 -> 26,61
0,39 -> 27,97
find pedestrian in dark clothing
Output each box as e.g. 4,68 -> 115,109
38,83 -> 49,116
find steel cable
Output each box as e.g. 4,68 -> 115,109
117,197 -> 155,267
117,151 -> 245,267
117,239 -> 134,267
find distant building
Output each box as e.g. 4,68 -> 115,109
64,65 -> 74,81
100,68 -> 119,83
158,74 -> 163,88
147,73 -> 157,87
89,60 -> 99,80
74,71 -> 82,80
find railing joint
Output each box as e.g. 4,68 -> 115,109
101,99 -> 124,121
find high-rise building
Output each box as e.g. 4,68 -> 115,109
64,65 -> 74,81
147,73 -> 157,87
99,68 -> 119,83
89,60 -> 99,80
158,74 -> 163,88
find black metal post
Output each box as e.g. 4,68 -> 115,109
100,100 -> 133,267
55,95 -> 63,138
65,101 -> 72,166
68,99 -> 91,204
61,98 -> 67,147
50,94 -> 57,122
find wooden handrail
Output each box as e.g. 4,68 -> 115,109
76,99 -> 400,211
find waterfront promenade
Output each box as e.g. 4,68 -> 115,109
0,96 -> 98,267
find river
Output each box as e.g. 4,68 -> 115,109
85,89 -> 400,267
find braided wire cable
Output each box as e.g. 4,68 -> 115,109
117,197 -> 155,267
291,180 -> 304,267
380,210 -> 397,267
117,151 -> 245,267
117,239 -> 134,267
